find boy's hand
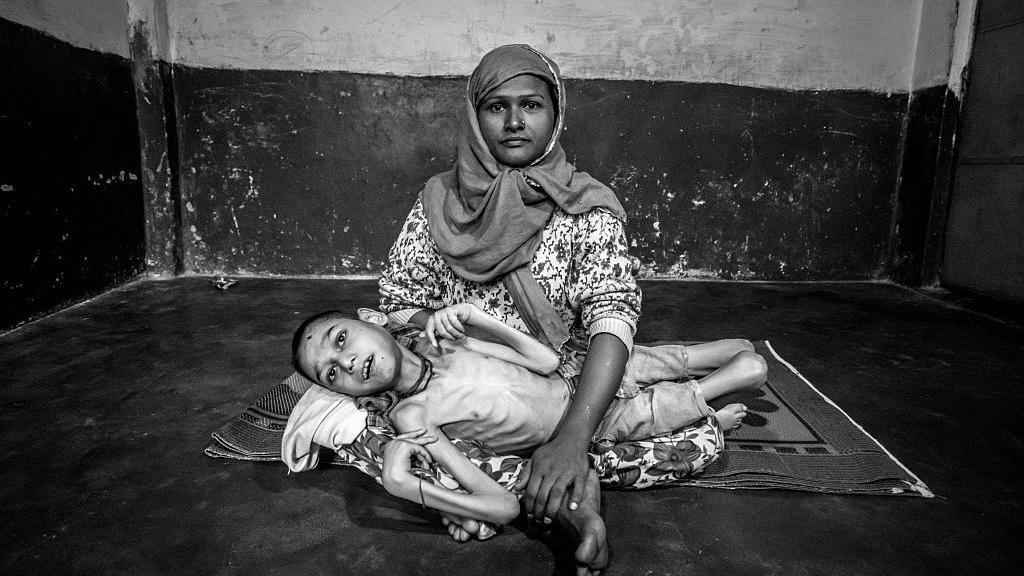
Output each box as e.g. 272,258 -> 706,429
425,303 -> 476,347
382,429 -> 437,490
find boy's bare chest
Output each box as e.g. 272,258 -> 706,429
405,345 -> 568,453
428,348 -> 539,404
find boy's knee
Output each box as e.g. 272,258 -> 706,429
735,350 -> 768,383
725,339 -> 755,356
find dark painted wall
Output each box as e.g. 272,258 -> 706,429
567,81 -> 904,280
171,67 -> 907,280
890,84 -> 962,287
129,19 -> 181,275
943,0 -> 1024,302
172,69 -> 454,275
0,18 -> 146,330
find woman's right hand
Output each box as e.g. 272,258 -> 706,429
381,429 -> 437,494
425,303 -> 476,347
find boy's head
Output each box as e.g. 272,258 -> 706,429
292,308 -> 403,396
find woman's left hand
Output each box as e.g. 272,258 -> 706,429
519,434 -> 591,522
520,332 -> 627,522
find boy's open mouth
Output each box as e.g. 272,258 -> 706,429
362,355 -> 374,381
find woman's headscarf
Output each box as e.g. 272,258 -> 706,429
421,44 -> 625,349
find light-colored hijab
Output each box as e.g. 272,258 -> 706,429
420,44 -> 625,349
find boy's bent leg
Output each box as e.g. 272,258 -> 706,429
694,349 -> 767,400
624,340 -> 756,385
594,380 -> 714,444
622,344 -> 690,387
685,339 -> 756,376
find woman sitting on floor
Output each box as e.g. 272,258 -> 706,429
288,44 -> 737,576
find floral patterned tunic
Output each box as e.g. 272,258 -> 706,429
379,199 -> 643,395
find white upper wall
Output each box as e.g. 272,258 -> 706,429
166,0 -> 925,92
910,0 -> 960,91
1,0 -> 129,57
947,0 -> 977,98
2,0 -> 968,93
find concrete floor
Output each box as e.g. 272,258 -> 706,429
1,277 -> 1021,575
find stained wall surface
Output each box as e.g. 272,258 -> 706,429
146,0 -> 963,280
170,69 -> 905,279
1,1 -> 973,297
166,0 -> 921,91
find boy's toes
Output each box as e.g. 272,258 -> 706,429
733,403 -> 749,426
733,405 -> 748,429
715,403 -> 749,430
447,523 -> 467,542
461,517 -> 481,535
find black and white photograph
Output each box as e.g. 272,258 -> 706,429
1,1 -> 1020,574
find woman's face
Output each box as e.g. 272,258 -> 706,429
476,74 -> 556,167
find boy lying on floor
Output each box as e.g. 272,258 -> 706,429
284,304 -> 766,548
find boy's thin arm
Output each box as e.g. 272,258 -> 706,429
411,306 -> 508,344
386,415 -> 519,524
389,405 -> 519,524
421,427 -> 520,524
459,305 -> 560,374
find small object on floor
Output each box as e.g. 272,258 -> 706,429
210,277 -> 238,290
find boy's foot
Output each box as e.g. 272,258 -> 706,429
555,469 -> 608,576
440,513 -> 496,541
440,513 -> 476,541
715,403 -> 748,430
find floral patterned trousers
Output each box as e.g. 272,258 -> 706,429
334,415 -> 724,493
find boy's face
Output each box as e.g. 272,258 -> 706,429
297,315 -> 403,396
476,73 -> 556,167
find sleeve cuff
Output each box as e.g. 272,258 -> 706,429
386,308 -> 423,326
588,317 -> 635,353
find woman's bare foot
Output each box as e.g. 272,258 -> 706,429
554,469 -> 608,576
715,403 -> 748,430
